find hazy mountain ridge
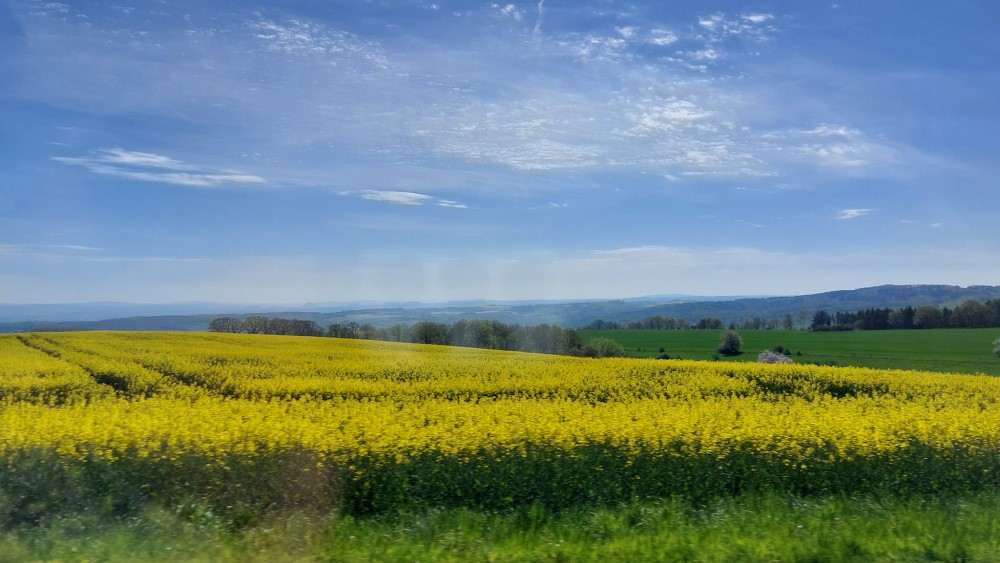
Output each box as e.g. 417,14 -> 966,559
1,285 -> 998,333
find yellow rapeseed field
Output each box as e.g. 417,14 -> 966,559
1,331 -> 999,519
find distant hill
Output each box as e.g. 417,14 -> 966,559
626,284 -> 1000,326
1,285 -> 998,333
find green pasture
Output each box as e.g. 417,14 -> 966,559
581,328 -> 1000,375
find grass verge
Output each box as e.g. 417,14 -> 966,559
3,492 -> 1000,562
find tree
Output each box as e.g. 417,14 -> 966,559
326,323 -> 351,338
888,309 -> 905,329
589,337 -> 626,358
810,310 -> 831,331
384,323 -> 409,342
265,317 -> 293,335
987,300 -> 1000,327
717,331 -> 743,356
696,317 -> 723,329
243,315 -> 269,334
291,320 -> 324,337
208,316 -> 244,333
952,299 -> 993,328
913,305 -> 943,329
408,321 -> 449,345
559,329 -> 584,355
797,310 -> 809,331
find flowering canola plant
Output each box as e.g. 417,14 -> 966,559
1,331 -> 999,519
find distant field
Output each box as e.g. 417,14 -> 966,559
581,328 -> 1000,375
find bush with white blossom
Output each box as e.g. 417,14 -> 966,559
757,350 -> 793,364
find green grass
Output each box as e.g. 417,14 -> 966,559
581,328 -> 1000,375
4,493 -> 1000,562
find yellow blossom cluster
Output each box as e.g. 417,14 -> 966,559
2,331 -> 999,514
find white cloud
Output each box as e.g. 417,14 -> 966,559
688,48 -> 721,61
592,246 -> 691,260
22,7 -> 937,191
532,0 -> 545,42
615,26 -> 637,39
98,148 -> 193,169
358,190 -> 468,208
52,148 -> 266,188
648,29 -> 678,46
360,190 -> 433,205
698,15 -> 722,29
742,13 -> 773,24
836,208 -> 875,220
806,124 -> 862,137
54,244 -> 101,251
761,124 -> 916,173
572,35 -> 628,60
250,18 -> 389,69
498,4 -> 522,21
626,99 -> 714,134
695,12 -> 776,44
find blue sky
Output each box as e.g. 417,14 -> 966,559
1,0 -> 998,304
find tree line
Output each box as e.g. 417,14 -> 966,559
585,299 -> 1000,333
208,316 -> 325,336
585,314 -> 796,331
208,316 -> 591,356
809,299 -> 1000,331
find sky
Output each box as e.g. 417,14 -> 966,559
1,0 -> 998,304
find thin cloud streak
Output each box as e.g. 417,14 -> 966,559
359,190 -> 468,208
532,0 -> 545,43
52,149 -> 266,188
836,209 -> 875,220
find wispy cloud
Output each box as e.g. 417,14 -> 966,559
53,148 -> 266,188
20,6 -> 951,193
648,29 -> 678,46
0,243 -> 102,256
742,13 -> 774,24
0,243 -> 204,264
495,3 -> 523,22
760,124 -> 912,173
615,26 -> 637,39
360,191 -> 432,205
250,18 -> 389,69
697,12 -> 776,42
358,190 -> 467,208
591,246 -> 691,259
436,200 -> 469,209
836,208 -> 875,220
86,256 -> 211,263
532,0 -> 545,42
